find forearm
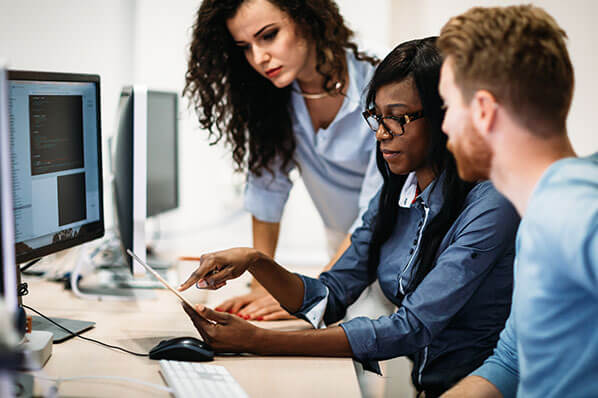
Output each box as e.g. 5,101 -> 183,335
441,376 -> 502,398
248,253 -> 305,312
250,217 -> 280,290
321,234 -> 351,273
251,325 -> 353,357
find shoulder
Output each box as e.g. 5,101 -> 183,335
453,181 -> 520,240
464,181 -> 518,218
347,50 -> 376,94
525,154 -> 598,257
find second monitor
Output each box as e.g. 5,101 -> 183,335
113,86 -> 179,276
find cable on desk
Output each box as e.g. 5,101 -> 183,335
33,374 -> 173,394
21,304 -> 149,357
20,258 -> 41,273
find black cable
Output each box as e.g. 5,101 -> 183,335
21,304 -> 149,357
18,282 -> 28,297
20,258 -> 41,273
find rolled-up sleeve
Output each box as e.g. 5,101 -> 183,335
288,274 -> 330,329
340,188 -> 519,373
244,161 -> 294,223
471,314 -> 520,398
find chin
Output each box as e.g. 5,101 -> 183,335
387,163 -> 410,176
269,74 -> 294,89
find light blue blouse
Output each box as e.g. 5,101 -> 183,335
243,51 -> 382,233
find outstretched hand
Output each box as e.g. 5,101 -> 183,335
182,302 -> 262,353
178,248 -> 262,292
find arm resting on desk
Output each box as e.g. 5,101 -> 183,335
183,304 -> 352,356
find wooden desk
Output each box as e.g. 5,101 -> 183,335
22,259 -> 361,397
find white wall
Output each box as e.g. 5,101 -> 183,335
389,0 -> 598,156
0,0 -> 135,229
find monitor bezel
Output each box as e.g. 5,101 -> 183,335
7,70 -> 105,264
1,62 -> 20,314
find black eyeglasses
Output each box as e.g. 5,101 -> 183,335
362,108 -> 424,137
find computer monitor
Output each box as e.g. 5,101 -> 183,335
113,86 -> 178,276
7,71 -> 104,264
146,90 -> 178,218
0,60 -> 21,396
0,64 -> 18,318
6,70 -> 103,351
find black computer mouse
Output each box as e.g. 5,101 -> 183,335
149,336 -> 214,362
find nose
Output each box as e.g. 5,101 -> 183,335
441,115 -> 449,137
375,123 -> 392,141
251,45 -> 270,66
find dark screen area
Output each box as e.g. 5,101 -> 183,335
146,91 -> 178,217
29,95 -> 84,175
57,172 -> 87,226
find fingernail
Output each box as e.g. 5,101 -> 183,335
243,315 -> 250,320
215,307 -> 222,312
257,316 -> 264,321
227,310 -> 233,314
196,280 -> 208,288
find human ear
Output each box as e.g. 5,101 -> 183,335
470,90 -> 498,139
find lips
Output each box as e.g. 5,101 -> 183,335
265,66 -> 282,78
381,149 -> 401,159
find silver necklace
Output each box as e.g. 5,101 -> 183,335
295,81 -> 341,100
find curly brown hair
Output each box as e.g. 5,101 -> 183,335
184,0 -> 378,176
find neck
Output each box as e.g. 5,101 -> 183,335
491,130 -> 576,216
296,45 -> 344,94
415,166 -> 436,192
296,44 -> 325,93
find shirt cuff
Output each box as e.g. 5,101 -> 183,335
471,361 -> 518,398
339,317 -> 382,375
244,183 -> 289,223
288,274 -> 329,329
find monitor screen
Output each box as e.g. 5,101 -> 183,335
147,91 -> 178,218
7,71 -> 104,263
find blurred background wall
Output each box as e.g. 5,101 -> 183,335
1,0 -> 596,266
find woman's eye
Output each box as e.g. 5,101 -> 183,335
238,44 -> 250,52
263,29 -> 278,41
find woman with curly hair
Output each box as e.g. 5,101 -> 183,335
185,0 -> 390,320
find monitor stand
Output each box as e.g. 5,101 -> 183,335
31,316 -> 95,343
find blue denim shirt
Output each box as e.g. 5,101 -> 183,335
292,176 -> 519,393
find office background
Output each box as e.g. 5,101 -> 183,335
1,0 -> 596,267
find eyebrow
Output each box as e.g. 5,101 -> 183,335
234,23 -> 276,45
254,23 -> 275,37
385,103 -> 409,110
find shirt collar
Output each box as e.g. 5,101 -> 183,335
398,172 -> 418,208
398,171 -> 447,217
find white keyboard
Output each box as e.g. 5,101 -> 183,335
160,360 -> 248,398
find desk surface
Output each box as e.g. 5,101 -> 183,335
22,256 -> 361,397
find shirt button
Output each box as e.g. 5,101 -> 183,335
409,248 -> 414,255
413,239 -> 417,245
471,252 -> 478,259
